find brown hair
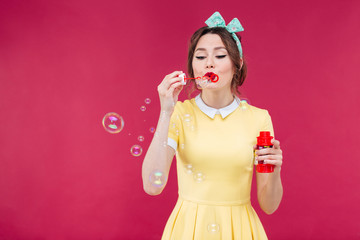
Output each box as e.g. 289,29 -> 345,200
185,26 -> 247,98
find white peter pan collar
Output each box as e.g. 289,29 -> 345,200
195,94 -> 240,119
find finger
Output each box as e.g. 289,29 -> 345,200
159,70 -> 182,88
167,82 -> 184,97
168,77 -> 183,86
173,86 -> 184,100
161,77 -> 183,92
167,71 -> 184,80
256,146 -> 282,156
271,138 -> 281,149
263,159 -> 283,167
256,154 -> 282,161
255,148 -> 275,156
173,84 -> 184,96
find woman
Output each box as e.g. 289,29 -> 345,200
142,11 -> 283,239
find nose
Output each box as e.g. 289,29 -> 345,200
206,57 -> 215,69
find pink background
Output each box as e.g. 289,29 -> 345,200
1,0 -> 359,239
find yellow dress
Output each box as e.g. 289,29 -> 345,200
162,95 -> 275,240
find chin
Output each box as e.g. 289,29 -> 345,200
204,84 -> 217,89
204,82 -> 226,90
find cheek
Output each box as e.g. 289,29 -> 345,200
192,62 -> 201,75
223,60 -> 234,73
218,63 -> 235,85
218,62 -> 234,77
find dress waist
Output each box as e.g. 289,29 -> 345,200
179,195 -> 251,206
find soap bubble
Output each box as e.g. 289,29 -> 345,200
130,145 -> 143,157
240,97 -> 251,105
149,170 -> 167,187
140,106 -> 146,111
194,171 -> 205,182
195,77 -> 210,89
184,164 -> 193,174
236,97 -> 251,111
184,115 -> 192,127
207,223 -> 220,234
102,112 -> 124,134
138,136 -> 144,142
183,114 -> 192,122
240,102 -> 248,110
145,98 -> 151,104
149,127 -> 155,133
240,98 -> 250,110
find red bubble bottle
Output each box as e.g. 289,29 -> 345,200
255,131 -> 274,173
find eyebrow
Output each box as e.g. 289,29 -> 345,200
195,47 -> 227,52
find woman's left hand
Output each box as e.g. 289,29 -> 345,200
253,139 -> 283,171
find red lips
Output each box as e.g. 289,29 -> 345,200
204,72 -> 219,82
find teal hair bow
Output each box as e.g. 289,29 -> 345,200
205,11 -> 244,58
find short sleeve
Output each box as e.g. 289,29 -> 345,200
261,110 -> 275,138
167,102 -> 182,151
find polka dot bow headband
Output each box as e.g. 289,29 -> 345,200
205,11 -> 244,58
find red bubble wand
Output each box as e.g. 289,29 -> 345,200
179,72 -> 219,85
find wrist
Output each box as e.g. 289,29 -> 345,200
274,166 -> 281,173
160,109 -> 173,118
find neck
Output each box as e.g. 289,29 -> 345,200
200,90 -> 234,109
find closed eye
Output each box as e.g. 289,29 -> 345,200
195,55 -> 227,60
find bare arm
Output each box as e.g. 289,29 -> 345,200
256,168 -> 283,214
255,139 -> 283,214
141,71 -> 184,196
142,111 -> 175,195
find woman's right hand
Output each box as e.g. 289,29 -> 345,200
157,71 -> 184,113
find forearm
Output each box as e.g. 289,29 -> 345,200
141,110 -> 173,195
258,168 -> 283,214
